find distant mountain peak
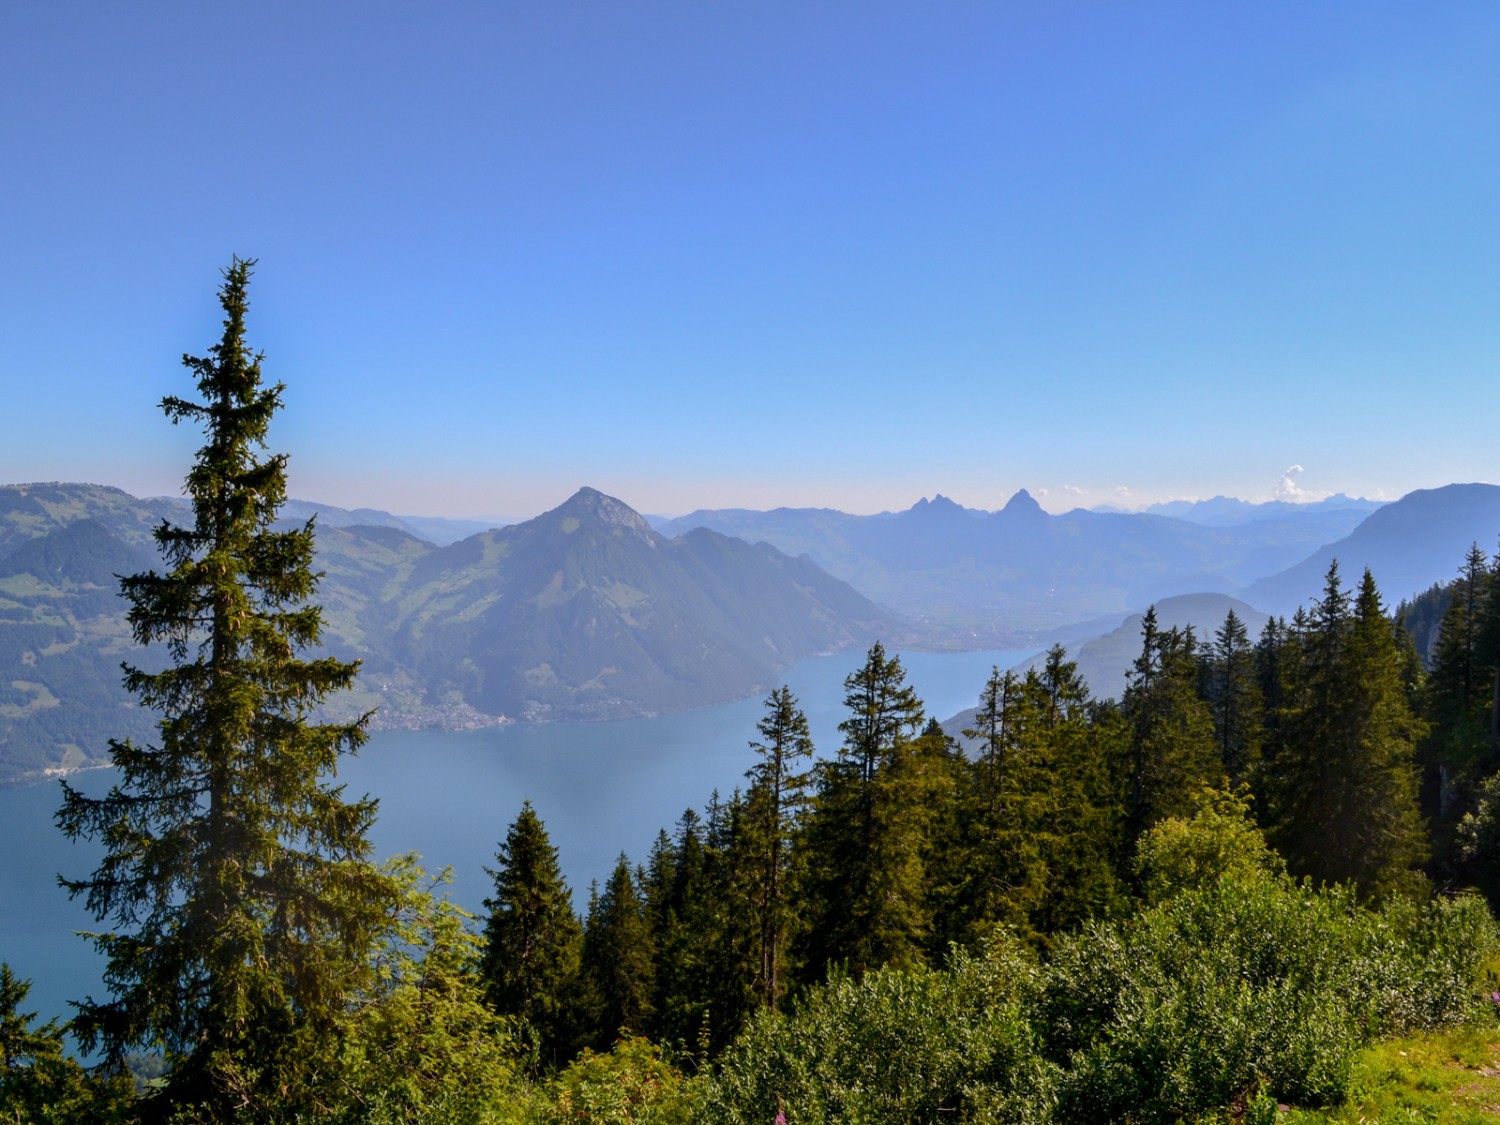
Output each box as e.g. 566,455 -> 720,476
1001,488 -> 1044,517
910,493 -> 963,515
552,487 -> 652,534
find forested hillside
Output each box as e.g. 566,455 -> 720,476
0,484 -> 896,783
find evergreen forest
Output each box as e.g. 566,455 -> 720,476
6,265 -> 1500,1123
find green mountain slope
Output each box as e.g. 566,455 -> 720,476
0,489 -> 172,784
0,484 -> 897,782
392,488 -> 897,721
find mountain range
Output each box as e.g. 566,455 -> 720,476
655,490 -> 1381,636
5,478 -> 1500,787
0,484 -> 894,784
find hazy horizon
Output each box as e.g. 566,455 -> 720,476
0,472 -> 1403,525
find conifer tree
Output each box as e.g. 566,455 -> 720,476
949,666 -> 1045,943
800,642 -> 932,976
1028,648 -> 1128,933
56,260 -> 394,1118
480,800 -> 582,1061
684,789 -> 763,1052
0,964 -> 132,1123
580,855 -> 655,1048
743,687 -> 814,1011
641,814 -> 712,1048
1202,609 -> 1264,786
1343,569 -> 1428,892
1423,545 -> 1498,835
1268,563 -> 1427,896
1120,610 -> 1218,851
947,651 -> 1125,944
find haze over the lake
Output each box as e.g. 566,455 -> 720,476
3,3 -> 1497,517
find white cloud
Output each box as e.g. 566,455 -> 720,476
1274,464 -> 1330,503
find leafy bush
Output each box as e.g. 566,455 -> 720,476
1042,876 -> 1377,1121
332,857 -> 525,1124
1133,785 -> 1284,904
1039,795 -> 1499,1124
701,933 -> 1054,1125
1355,891 -> 1497,1034
538,1035 -> 698,1125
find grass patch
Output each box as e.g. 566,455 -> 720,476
0,679 -> 61,718
1282,1023 -> 1500,1124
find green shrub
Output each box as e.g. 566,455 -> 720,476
1043,875 -> 1375,1121
333,857 -> 525,1124
539,1035 -> 698,1125
1355,891 -> 1498,1034
701,932 -> 1054,1125
1134,785 -> 1284,904
1040,878 -> 1497,1123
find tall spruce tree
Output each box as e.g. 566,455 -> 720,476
480,800 -> 582,1061
0,964 -> 132,1123
579,855 -> 655,1048
743,687 -> 814,1012
1423,545 -> 1496,835
800,642 -> 931,977
951,666 -> 1048,944
56,260 -> 394,1118
1120,609 -> 1218,851
1202,609 -> 1264,786
1268,563 -> 1427,896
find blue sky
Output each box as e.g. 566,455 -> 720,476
3,3 -> 1497,519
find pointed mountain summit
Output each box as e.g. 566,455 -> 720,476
0,483 -> 898,779
550,486 -> 653,535
393,489 -> 897,721
998,488 -> 1046,521
910,494 -> 962,514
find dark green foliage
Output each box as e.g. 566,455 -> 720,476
580,855 -> 656,1047
55,260 -> 396,1120
1419,544 -> 1500,880
1457,770 -> 1500,903
1398,580 -> 1451,666
1266,564 -> 1427,896
0,963 -> 132,1123
480,800 -> 583,1062
1201,607 -> 1264,784
642,814 -> 710,1051
1120,607 -> 1219,851
741,687 -> 814,1012
800,642 -> 938,976
946,655 -> 1123,946
333,858 -> 520,1124
703,936 -> 1052,1125
948,666 -> 1034,942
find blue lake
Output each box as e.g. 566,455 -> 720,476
0,647 -> 1033,1028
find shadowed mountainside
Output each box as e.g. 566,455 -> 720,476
657,490 -> 1376,637
0,483 -> 896,783
1241,484 -> 1500,616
